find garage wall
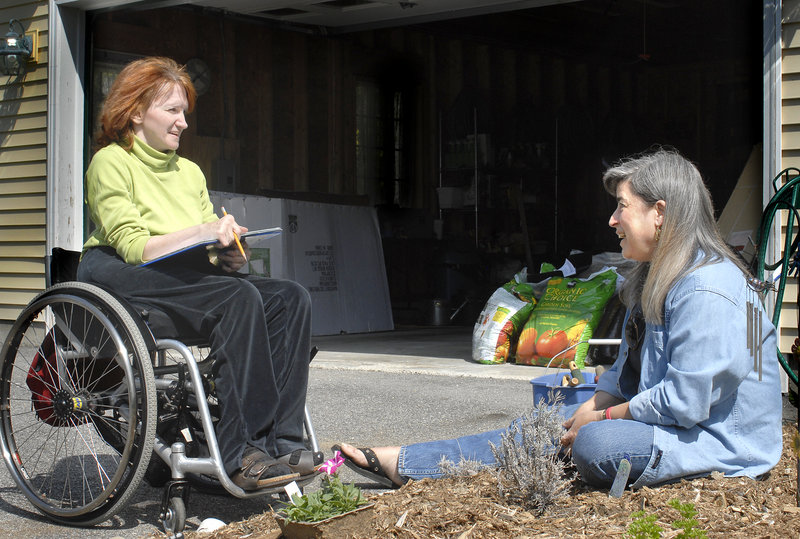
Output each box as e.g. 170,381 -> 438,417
91,6 -> 759,247
0,2 -> 48,321
89,9 -> 362,202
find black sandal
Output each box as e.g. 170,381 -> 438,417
230,448 -> 299,490
332,444 -> 404,488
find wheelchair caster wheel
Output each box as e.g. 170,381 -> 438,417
161,496 -> 186,539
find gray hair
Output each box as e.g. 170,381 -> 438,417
602,148 -> 748,323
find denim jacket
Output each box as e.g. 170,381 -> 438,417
595,257 -> 782,487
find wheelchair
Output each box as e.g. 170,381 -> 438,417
0,248 -> 321,537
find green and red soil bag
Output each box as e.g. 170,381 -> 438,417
516,268 -> 618,368
472,272 -> 537,364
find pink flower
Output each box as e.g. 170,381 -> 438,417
319,450 -> 345,476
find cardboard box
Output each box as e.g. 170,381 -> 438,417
209,192 -> 394,336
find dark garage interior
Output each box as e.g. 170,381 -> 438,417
86,0 -> 762,325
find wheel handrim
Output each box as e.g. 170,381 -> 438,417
0,291 -> 149,519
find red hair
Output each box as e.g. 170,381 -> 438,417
95,57 -> 197,151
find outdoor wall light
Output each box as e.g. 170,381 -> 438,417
0,19 -> 36,77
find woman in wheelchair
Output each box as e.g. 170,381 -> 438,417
337,148 -> 783,490
77,56 -> 320,490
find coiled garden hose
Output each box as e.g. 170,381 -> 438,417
754,167 -> 800,385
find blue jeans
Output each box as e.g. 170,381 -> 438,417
398,402 -> 655,488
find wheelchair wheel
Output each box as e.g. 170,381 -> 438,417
0,282 -> 157,525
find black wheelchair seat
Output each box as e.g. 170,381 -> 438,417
49,248 -> 204,346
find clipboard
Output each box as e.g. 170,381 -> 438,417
140,226 -> 282,266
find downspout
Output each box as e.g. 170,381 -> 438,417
763,0 -> 781,320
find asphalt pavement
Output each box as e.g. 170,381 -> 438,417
0,325 -> 552,539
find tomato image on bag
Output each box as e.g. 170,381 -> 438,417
534,329 -> 570,359
516,268 -> 618,368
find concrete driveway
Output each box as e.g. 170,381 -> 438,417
0,325 -> 550,538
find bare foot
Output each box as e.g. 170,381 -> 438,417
338,443 -> 404,486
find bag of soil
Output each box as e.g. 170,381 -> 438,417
472,269 -> 537,364
585,293 -> 626,366
516,267 -> 618,368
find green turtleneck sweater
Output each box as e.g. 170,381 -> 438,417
82,137 -> 218,265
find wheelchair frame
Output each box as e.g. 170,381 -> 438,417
0,250 -> 320,537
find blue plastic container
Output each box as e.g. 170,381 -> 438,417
530,371 -> 597,406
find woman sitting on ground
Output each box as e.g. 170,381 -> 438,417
338,148 -> 782,489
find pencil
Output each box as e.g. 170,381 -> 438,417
221,206 -> 247,260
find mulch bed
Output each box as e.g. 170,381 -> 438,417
170,423 -> 800,538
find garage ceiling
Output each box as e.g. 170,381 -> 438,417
72,0 -> 753,66
170,0 -> 579,32
155,0 -> 749,66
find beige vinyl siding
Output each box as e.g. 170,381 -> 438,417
0,2 -> 49,321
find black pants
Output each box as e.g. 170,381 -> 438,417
78,246 -> 312,475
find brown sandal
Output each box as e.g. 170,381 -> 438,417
230,448 -> 299,490
276,449 -> 324,476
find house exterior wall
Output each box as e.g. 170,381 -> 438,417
0,2 -> 49,321
780,0 -> 800,354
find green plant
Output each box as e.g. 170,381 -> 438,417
625,510 -> 663,539
625,499 -> 707,539
668,498 -> 707,538
281,474 -> 369,523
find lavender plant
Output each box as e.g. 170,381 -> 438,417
438,454 -> 486,478
489,391 -> 573,514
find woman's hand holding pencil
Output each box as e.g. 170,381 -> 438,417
221,206 -> 248,261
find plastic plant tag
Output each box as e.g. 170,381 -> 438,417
609,454 -> 631,498
284,480 -> 302,501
